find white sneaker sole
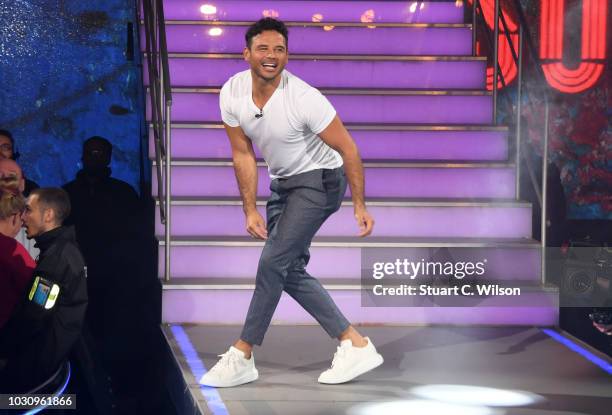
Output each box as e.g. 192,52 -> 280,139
199,368 -> 259,388
318,353 -> 384,385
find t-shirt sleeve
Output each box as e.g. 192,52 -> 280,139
301,88 -> 337,135
219,82 -> 240,127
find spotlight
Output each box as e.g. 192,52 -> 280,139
208,27 -> 223,37
199,4 -> 217,15
410,384 -> 542,407
348,399 -> 498,415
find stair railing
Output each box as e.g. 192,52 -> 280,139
141,0 -> 172,281
472,0 -> 551,284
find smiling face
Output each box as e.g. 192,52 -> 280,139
244,30 -> 288,83
0,134 -> 13,160
22,194 -> 55,239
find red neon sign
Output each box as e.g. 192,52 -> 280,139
540,0 -> 607,93
469,0 -> 607,94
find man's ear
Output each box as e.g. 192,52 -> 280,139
11,212 -> 20,227
43,207 -> 55,225
243,47 -> 250,61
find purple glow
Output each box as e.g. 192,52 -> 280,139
159,245 -> 542,281
149,129 -> 507,161
162,1 -> 465,24
148,92 -> 493,124
144,58 -> 486,89
152,165 -> 516,198
161,290 -> 558,325
152,25 -> 472,55
155,204 -> 532,238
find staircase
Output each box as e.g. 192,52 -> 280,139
142,0 -> 558,327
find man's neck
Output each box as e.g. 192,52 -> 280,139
251,72 -> 282,108
0,222 -> 12,237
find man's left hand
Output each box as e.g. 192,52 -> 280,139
354,207 -> 374,237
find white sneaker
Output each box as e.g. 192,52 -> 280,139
318,337 -> 383,384
199,346 -> 259,387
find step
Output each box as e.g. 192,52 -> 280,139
151,160 -> 517,199
154,198 -> 532,239
147,88 -> 493,124
160,279 -> 558,325
161,1 -> 465,24
144,55 -> 487,89
152,23 -> 473,55
158,236 -> 542,282
149,124 -> 509,161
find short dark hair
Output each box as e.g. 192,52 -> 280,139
245,18 -> 288,49
0,129 -> 14,146
31,187 -> 71,225
84,136 -> 113,156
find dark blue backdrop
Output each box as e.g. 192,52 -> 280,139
0,0 -> 145,192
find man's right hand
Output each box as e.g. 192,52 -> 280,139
246,210 -> 268,240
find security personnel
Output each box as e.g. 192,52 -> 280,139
0,188 -> 87,392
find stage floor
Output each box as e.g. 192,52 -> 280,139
162,325 -> 612,415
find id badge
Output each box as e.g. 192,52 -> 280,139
27,276 -> 60,310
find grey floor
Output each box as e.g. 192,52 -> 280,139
164,325 -> 612,415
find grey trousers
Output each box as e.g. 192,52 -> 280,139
240,167 -> 351,346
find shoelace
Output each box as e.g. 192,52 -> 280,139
209,350 -> 240,374
329,345 -> 350,369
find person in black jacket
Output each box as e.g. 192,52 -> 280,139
0,188 -> 87,392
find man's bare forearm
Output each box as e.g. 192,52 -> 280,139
341,142 -> 366,210
233,154 -> 258,215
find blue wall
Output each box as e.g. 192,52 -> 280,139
0,0 -> 145,192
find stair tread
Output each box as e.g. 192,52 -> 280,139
156,196 -> 531,207
153,158 -> 515,168
161,122 -> 509,131
159,20 -> 473,29
159,235 -> 542,248
160,52 -> 487,61
166,86 -> 492,95
161,277 -> 559,291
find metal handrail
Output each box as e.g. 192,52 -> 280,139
473,0 -> 551,284
140,0 -> 172,281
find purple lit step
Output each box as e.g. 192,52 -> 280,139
162,1 -> 465,24
153,25 -> 472,55
155,202 -> 532,238
159,243 -> 542,282
151,163 -> 516,198
147,91 -> 493,124
161,289 -> 558,325
145,57 -> 486,89
149,128 -> 508,161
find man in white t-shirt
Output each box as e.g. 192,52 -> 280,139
199,18 -> 383,388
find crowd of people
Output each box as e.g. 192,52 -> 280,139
0,130 -> 163,412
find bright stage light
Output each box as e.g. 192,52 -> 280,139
348,399 -> 498,415
409,2 -> 427,13
208,27 -> 223,37
312,13 -> 323,22
410,384 -> 542,407
199,4 -> 217,15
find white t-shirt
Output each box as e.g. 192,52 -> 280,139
220,69 -> 343,179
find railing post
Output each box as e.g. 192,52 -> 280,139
472,0 -> 478,56
492,0 -> 500,124
165,102 -> 172,282
515,26 -> 523,200
541,102 -> 550,285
